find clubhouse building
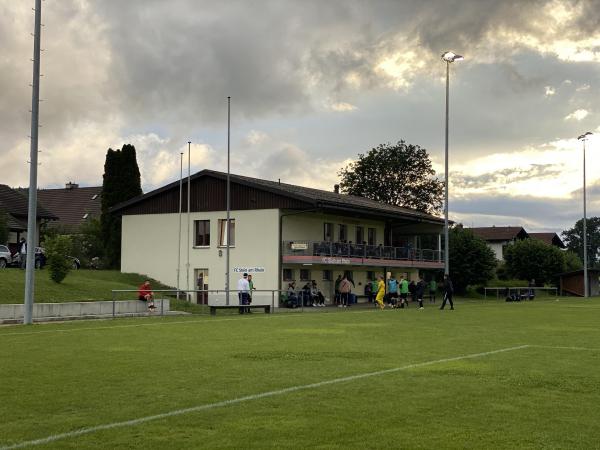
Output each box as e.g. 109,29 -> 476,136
112,170 -> 445,306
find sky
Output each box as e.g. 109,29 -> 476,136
1,0 -> 600,234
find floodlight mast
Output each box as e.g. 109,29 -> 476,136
24,0 -> 42,325
441,51 -> 463,277
578,131 -> 593,298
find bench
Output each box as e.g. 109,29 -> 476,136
209,304 -> 271,315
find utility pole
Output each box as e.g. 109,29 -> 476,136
24,0 -> 43,325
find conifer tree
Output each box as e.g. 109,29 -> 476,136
100,144 -> 143,268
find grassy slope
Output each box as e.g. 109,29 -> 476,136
0,269 -> 173,303
1,298 -> 599,449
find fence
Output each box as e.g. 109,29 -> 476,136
110,288 -> 369,314
283,240 -> 442,262
483,287 -> 558,300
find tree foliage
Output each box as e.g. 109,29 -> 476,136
338,141 -> 444,214
562,217 -> 600,268
504,239 -> 567,285
449,226 -> 497,294
100,144 -> 143,268
0,212 -> 8,245
45,235 -> 73,283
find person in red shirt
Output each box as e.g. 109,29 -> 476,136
138,280 -> 156,311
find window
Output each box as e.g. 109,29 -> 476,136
300,269 -> 311,281
322,270 -> 332,281
283,269 -> 293,281
355,226 -> 364,244
218,219 -> 235,246
367,271 -> 375,281
194,220 -> 210,246
368,228 -> 376,245
324,223 -> 333,242
338,224 -> 348,242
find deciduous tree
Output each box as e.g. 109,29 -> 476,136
338,141 -> 443,214
449,226 -> 496,293
562,217 -> 600,268
504,239 -> 566,285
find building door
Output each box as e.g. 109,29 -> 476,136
195,268 -> 209,304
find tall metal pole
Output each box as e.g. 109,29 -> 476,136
24,0 -> 42,325
226,97 -> 231,305
186,142 -> 191,298
582,138 -> 588,298
444,60 -> 450,277
176,152 -> 183,300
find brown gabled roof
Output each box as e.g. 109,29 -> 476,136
529,232 -> 566,248
111,169 -> 445,224
469,226 -> 529,242
0,184 -> 57,221
35,186 -> 102,232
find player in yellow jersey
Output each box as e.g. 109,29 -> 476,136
375,275 -> 385,310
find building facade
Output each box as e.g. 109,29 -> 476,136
113,170 -> 445,306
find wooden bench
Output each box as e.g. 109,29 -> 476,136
209,304 -> 271,316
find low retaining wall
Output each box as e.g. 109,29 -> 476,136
0,299 -> 170,323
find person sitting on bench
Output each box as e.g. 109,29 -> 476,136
138,280 -> 156,311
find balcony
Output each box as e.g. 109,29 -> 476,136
282,240 -> 444,269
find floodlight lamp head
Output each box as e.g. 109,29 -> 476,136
578,131 -> 593,140
442,51 -> 464,62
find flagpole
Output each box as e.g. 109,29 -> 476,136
176,151 -> 183,300
226,97 -> 231,305
186,142 -> 191,300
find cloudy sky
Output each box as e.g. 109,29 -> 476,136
2,0 -> 600,233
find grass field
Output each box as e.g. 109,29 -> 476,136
1,297 -> 600,449
0,270 -> 172,304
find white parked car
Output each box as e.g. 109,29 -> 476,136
0,245 -> 13,268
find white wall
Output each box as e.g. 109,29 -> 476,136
121,209 -> 280,292
488,242 -> 504,260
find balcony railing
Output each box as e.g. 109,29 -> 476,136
283,240 -> 442,263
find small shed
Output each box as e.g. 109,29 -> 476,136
559,269 -> 600,297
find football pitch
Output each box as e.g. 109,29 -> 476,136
1,298 -> 599,449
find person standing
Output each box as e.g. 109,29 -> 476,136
399,276 -> 409,308
334,274 -> 342,306
375,275 -> 385,310
237,273 -> 250,314
19,237 -> 27,269
387,274 -> 398,308
440,274 -> 454,310
429,278 -> 437,303
247,274 -> 256,313
338,275 -> 351,308
415,276 -> 425,310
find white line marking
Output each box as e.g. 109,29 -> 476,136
531,345 -> 600,351
0,309 -> 381,338
0,345 -> 529,450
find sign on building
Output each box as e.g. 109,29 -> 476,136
233,266 -> 266,273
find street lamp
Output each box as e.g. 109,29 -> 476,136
578,131 -> 592,298
441,51 -> 463,277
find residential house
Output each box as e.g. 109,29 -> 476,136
0,184 -> 57,252
529,232 -> 566,249
112,170 -> 446,306
469,226 -> 529,260
19,182 -> 102,233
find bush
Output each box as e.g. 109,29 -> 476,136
45,235 -> 73,283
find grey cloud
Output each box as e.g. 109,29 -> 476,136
452,164 -> 563,190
